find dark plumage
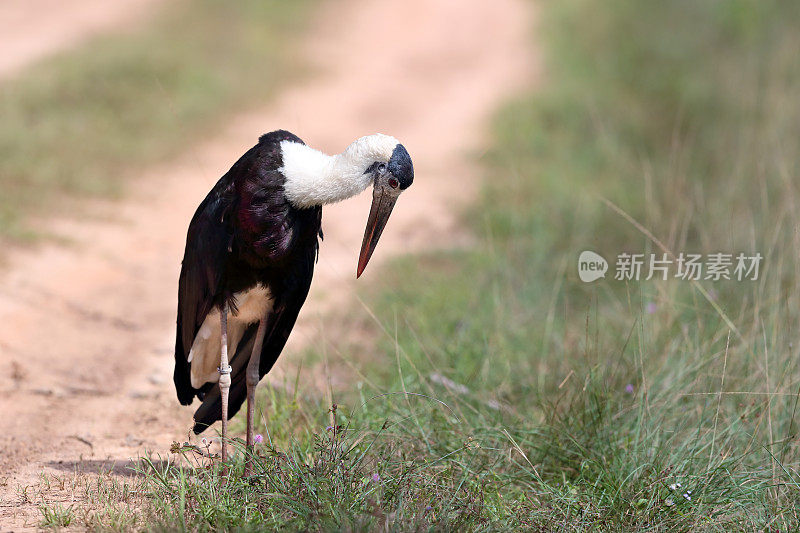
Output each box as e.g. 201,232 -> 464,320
174,130 -> 322,434
388,144 -> 414,189
173,128 -> 412,468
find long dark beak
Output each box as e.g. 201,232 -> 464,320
357,186 -> 398,278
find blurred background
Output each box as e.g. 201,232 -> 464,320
1,0 -> 799,530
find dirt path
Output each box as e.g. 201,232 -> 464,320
0,0 -> 536,527
0,0 -> 163,80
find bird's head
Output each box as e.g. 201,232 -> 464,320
277,132 -> 414,276
357,142 -> 414,278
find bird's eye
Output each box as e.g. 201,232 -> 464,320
388,177 -> 399,189
378,163 -> 387,173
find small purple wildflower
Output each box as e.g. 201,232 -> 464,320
326,425 -> 334,432
253,434 -> 263,444
645,301 -> 657,314
425,506 -> 433,511
372,473 -> 380,482
625,384 -> 635,394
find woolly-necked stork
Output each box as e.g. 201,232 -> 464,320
173,130 -> 413,470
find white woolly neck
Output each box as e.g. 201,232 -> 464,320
280,134 -> 399,208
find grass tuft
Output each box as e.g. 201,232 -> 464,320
39,503 -> 74,528
135,399 -> 487,531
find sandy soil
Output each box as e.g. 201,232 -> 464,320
0,0 -> 536,527
0,0 -> 163,80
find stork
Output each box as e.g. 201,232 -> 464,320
173,130 -> 413,473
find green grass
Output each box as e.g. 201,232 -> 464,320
373,0 -> 800,527
38,0 -> 800,530
39,503 -> 74,528
0,0 -> 313,241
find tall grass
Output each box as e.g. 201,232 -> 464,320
0,0 -> 313,241
370,0 -> 800,528
46,0 -> 800,530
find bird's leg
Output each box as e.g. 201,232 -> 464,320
218,302 -> 232,470
244,315 -> 268,477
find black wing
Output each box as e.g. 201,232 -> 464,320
175,130 -> 301,405
173,178 -> 235,406
174,130 -> 322,432
191,241 -> 317,433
